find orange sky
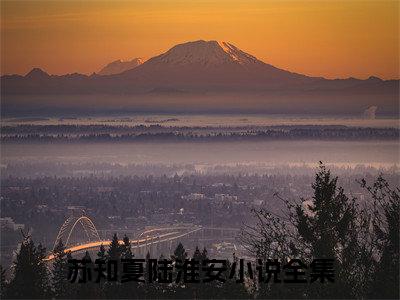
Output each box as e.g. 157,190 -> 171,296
1,0 -> 399,79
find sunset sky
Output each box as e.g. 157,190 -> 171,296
1,0 -> 398,79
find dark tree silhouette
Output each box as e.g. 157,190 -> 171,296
121,235 -> 133,259
192,246 -> 202,261
6,236 -> 51,299
241,163 -> 380,298
52,239 -> 71,298
172,242 -> 187,262
361,176 -> 399,299
295,163 -> 360,298
97,244 -> 106,260
107,233 -> 122,261
104,234 -> 122,298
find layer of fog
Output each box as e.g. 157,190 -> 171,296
2,140 -> 398,170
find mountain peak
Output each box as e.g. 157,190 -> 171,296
152,40 -> 260,68
98,58 -> 143,75
367,76 -> 383,82
25,68 -> 49,78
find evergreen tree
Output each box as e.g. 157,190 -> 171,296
97,244 -> 106,260
52,239 -> 70,298
104,234 -> 123,298
37,243 -> 52,296
295,163 -> 358,298
65,251 -> 76,298
107,233 -> 122,261
121,235 -> 133,259
94,244 -> 107,298
172,242 -> 187,262
7,237 -> 51,299
242,163 -> 367,299
296,164 -> 357,258
120,235 -> 141,298
361,176 -> 399,299
185,246 -> 203,299
192,246 -> 202,261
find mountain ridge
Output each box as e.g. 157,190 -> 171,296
1,40 -> 398,116
1,40 -> 393,81
98,58 -> 144,75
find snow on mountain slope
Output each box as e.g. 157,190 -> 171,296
98,58 -> 143,75
118,40 -> 309,88
150,40 -> 260,67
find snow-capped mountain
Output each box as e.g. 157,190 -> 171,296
118,40 -> 311,89
1,40 -> 398,116
148,40 -> 260,67
98,58 -> 143,75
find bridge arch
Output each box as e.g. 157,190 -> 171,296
53,215 -> 100,252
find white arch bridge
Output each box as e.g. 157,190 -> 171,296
45,215 -> 239,261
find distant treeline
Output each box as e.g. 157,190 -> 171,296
2,124 -> 354,135
1,125 -> 398,142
